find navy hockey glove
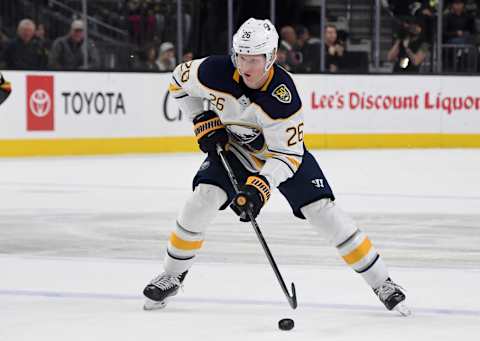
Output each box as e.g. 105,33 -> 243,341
231,175 -> 271,222
193,110 -> 228,153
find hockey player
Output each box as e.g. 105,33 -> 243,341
143,18 -> 409,316
0,73 -> 12,106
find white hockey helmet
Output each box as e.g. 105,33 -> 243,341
232,18 -> 279,72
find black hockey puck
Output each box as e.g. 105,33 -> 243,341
278,318 -> 294,331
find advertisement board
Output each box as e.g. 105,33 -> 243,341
0,71 -> 479,156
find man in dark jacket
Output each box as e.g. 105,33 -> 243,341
3,19 -> 48,69
443,0 -> 476,44
49,19 -> 101,70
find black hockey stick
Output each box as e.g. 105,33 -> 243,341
216,144 -> 297,309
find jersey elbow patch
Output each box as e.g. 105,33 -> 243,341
169,82 -> 188,99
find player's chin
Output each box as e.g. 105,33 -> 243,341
243,76 -> 258,87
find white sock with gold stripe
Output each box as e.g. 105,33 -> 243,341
336,229 -> 388,288
163,184 -> 227,274
302,198 -> 389,289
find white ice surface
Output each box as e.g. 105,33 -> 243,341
0,149 -> 479,340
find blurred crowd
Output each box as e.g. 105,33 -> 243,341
385,0 -> 480,73
0,0 -> 479,73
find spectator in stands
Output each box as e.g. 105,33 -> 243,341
3,19 -> 48,69
387,18 -> 429,73
49,19 -> 101,70
127,0 -> 143,45
413,0 -> 438,45
324,24 -> 345,73
276,45 -> 292,71
386,0 -> 419,18
134,45 -> 159,71
279,25 -> 303,71
153,3 -> 166,42
156,41 -> 176,71
0,30 -> 9,66
182,50 -> 193,63
145,6 -> 157,43
444,0 -> 476,44
296,25 -> 321,73
35,23 -> 51,50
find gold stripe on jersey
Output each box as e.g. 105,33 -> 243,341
342,237 -> 373,265
169,83 -> 183,92
233,69 -> 240,83
251,154 -> 266,168
286,156 -> 301,169
264,152 -> 301,172
170,232 -> 204,250
260,68 -> 275,91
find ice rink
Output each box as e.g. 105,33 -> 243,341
1,149 -> 479,340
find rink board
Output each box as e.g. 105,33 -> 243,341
1,71 -> 479,156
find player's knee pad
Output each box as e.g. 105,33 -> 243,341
301,198 -> 357,246
177,183 -> 227,234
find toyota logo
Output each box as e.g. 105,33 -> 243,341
29,89 -> 51,117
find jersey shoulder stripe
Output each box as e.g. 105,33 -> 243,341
197,55 -> 242,98
255,64 -> 302,120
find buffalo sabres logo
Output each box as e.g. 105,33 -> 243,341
272,84 -> 292,104
225,123 -> 266,153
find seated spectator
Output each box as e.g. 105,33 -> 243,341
0,29 -> 9,66
387,18 -> 429,73
386,0 -> 419,18
156,41 -> 176,71
414,0 -> 438,45
444,0 -> 476,44
49,19 -> 101,70
324,24 -> 346,73
134,45 -> 160,71
3,19 -> 48,69
276,45 -> 292,71
127,0 -> 143,45
182,50 -> 193,63
145,7 -> 157,43
279,25 -> 303,71
296,25 -> 321,73
35,23 -> 51,50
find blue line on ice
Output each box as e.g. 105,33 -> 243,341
1,288 -> 479,317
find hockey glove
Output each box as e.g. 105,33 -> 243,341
0,73 -> 12,106
231,175 -> 271,222
193,110 -> 228,153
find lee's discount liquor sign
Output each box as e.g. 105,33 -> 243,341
26,75 -> 54,131
294,74 -> 480,134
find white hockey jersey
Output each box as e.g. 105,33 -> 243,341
169,55 -> 305,188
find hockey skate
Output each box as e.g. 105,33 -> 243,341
374,278 -> 411,316
143,271 -> 188,310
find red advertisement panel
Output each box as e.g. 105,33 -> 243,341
27,75 -> 54,131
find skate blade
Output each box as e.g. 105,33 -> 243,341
394,303 -> 412,317
143,298 -> 168,311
